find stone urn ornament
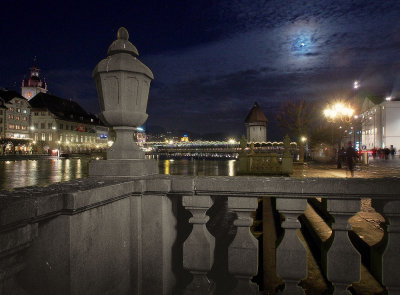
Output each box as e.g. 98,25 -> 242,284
89,27 -> 158,176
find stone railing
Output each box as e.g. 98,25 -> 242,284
1,176 -> 399,295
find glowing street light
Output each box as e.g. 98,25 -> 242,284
323,102 -> 354,123
385,96 -> 392,101
353,81 -> 360,89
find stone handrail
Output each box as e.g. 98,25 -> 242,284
1,176 -> 399,294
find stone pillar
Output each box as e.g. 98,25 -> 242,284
0,224 -> 37,295
276,198 -> 307,295
372,200 -> 400,294
89,27 -> 157,177
227,197 -> 259,295
182,195 -> 215,295
140,194 -> 177,295
326,199 -> 361,295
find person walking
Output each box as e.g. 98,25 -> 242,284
337,147 -> 345,169
346,141 -> 358,177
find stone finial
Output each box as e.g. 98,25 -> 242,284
107,26 -> 139,57
117,27 -> 129,40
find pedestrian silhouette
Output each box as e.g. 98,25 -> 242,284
346,141 -> 358,177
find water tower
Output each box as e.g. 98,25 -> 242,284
245,102 -> 268,142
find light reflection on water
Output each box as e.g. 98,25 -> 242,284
0,158 -> 238,190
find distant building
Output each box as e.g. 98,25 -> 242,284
180,135 -> 189,142
0,104 -> 6,139
245,102 -> 268,142
0,90 -> 31,153
29,93 -> 109,154
21,61 -> 48,100
360,95 -> 400,149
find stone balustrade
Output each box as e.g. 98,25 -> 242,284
1,176 -> 399,295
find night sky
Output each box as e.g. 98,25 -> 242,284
1,0 -> 400,139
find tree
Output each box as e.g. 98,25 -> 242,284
276,100 -> 319,161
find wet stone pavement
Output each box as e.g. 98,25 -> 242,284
293,157 -> 400,179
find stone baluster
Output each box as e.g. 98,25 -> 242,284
326,199 -> 361,295
227,197 -> 259,295
182,195 -> 215,295
276,198 -> 307,295
372,200 -> 400,294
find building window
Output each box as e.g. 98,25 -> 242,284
8,124 -> 14,129
15,116 -> 20,121
34,112 -> 39,116
48,133 -> 53,141
16,108 -> 21,113
15,125 -> 20,130
21,126 -> 27,130
22,116 -> 27,121
9,107 -> 14,112
59,135 -> 63,142
23,109 -> 27,114
8,114 -> 14,119
41,112 -> 46,116
76,135 -> 79,142
41,133 -> 46,141
81,136 -> 83,143
41,123 -> 45,129
48,123 -> 52,129
34,133 -> 38,141
65,124 -> 69,130
34,123 -> 38,129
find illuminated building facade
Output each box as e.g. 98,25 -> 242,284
245,102 -> 268,142
21,61 -> 48,100
0,104 -> 6,139
360,96 -> 400,149
0,90 -> 31,153
29,93 -> 109,154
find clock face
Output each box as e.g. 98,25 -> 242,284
25,91 -> 33,99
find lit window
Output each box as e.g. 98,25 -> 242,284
8,124 -> 14,129
41,133 -> 46,141
17,108 -> 21,113
15,116 -> 20,121
34,133 -> 38,141
48,133 -> 53,141
23,109 -> 27,114
15,125 -> 21,130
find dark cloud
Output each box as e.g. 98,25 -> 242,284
1,0 -> 400,139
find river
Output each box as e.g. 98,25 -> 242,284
0,157 -> 237,190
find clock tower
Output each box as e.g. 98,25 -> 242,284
21,58 -> 48,100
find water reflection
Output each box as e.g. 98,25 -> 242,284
0,157 -> 238,190
159,159 -> 237,177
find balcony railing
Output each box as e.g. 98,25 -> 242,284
1,176 -> 399,294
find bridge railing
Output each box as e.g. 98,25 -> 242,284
1,176 -> 399,294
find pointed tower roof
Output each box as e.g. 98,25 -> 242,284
22,58 -> 47,90
245,102 -> 268,123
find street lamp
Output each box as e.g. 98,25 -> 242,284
323,101 -> 355,157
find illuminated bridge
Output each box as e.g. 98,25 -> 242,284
142,140 -> 298,159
